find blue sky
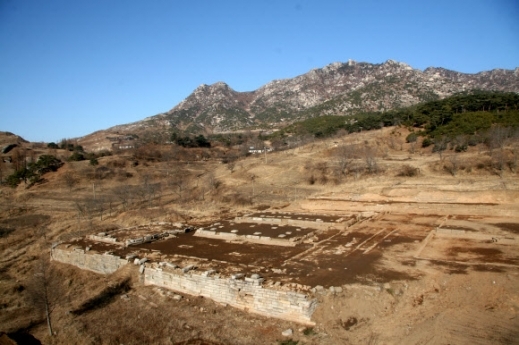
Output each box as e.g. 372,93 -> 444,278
1,0 -> 518,143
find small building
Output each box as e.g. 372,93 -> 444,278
248,146 -> 273,154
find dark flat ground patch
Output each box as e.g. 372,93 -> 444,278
246,211 -> 344,223
472,264 -> 505,273
496,223 -> 519,234
136,232 -> 311,268
288,231 -> 419,287
428,260 -> 468,274
447,246 -> 519,265
429,260 -> 508,274
449,247 -> 503,256
201,221 -> 314,239
291,250 -> 415,287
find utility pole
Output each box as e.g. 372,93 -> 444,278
251,175 -> 256,199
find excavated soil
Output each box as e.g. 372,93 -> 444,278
199,220 -> 315,239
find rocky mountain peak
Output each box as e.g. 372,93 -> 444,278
103,59 -> 519,137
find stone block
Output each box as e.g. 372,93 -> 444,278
202,269 -> 216,277
182,265 -> 195,273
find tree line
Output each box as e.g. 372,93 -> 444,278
268,91 -> 519,143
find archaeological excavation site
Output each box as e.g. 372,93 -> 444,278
2,125 -> 519,345
51,186 -> 519,339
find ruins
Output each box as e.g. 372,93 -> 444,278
51,207 -> 519,325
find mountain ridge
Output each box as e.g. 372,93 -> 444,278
91,59 -> 519,149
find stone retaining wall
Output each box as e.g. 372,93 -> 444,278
301,199 -> 518,217
144,266 -> 317,325
194,229 -> 297,247
234,216 -> 339,230
51,248 -> 128,274
88,235 -> 121,245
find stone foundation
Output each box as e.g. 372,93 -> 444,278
194,229 -> 298,247
145,265 -> 317,325
234,216 -> 340,230
51,247 -> 128,274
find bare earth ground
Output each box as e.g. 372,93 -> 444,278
1,127 -> 519,345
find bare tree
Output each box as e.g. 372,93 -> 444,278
364,146 -> 379,174
168,166 -> 189,201
62,171 -> 78,192
75,197 -> 97,228
409,139 -> 418,154
388,132 -> 402,150
26,256 -> 63,336
491,150 -> 507,177
487,126 -> 514,177
205,172 -> 221,192
445,154 -> 459,176
315,162 -> 329,184
304,161 -> 329,184
433,136 -> 448,161
509,134 -> 519,173
104,193 -> 116,218
11,148 -> 23,171
487,125 -> 511,153
250,174 -> 257,199
138,175 -> 161,207
113,184 -> 133,211
334,144 -> 356,181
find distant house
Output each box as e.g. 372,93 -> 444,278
112,139 -> 136,150
108,135 -> 137,150
248,146 -> 273,154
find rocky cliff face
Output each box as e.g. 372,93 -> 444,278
111,59 -> 519,135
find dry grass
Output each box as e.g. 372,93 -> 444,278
1,127 -> 518,344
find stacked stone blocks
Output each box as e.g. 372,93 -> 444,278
144,266 -> 317,325
51,248 -> 128,274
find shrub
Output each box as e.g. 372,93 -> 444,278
406,132 -> 418,143
467,136 -> 479,146
107,159 -> 126,168
421,137 -> 433,148
5,172 -> 23,187
68,151 -> 85,161
6,155 -> 63,186
455,144 -> 467,152
94,166 -> 114,180
397,164 -> 419,177
222,193 -> 252,206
